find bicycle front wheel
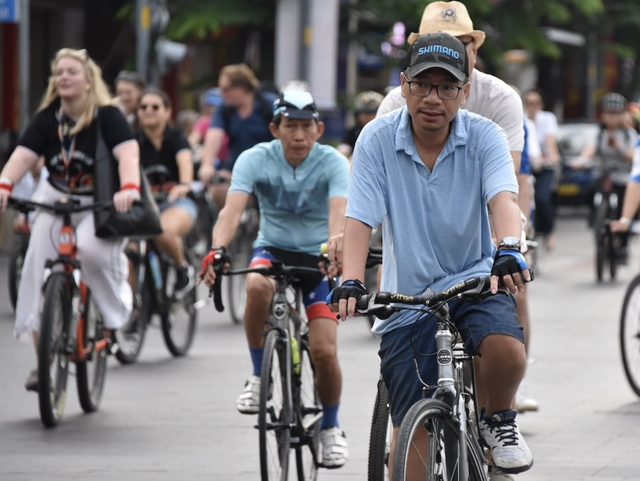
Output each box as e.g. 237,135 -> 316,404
620,274 -> 640,397
259,330 -> 291,481
226,227 -> 253,325
161,266 -> 197,356
392,398 -> 486,481
368,376 -> 390,481
76,291 -> 108,413
115,259 -> 151,364
295,342 -> 321,481
38,273 -> 73,428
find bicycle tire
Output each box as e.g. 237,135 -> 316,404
367,376 -> 390,481
76,290 -> 108,413
37,273 -> 73,428
8,236 -> 28,312
593,201 -> 608,282
161,265 -> 197,356
620,274 -> 640,397
259,329 -> 291,481
295,341 -> 322,481
609,230 -> 618,281
392,398 -> 486,481
227,227 -> 252,325
115,253 -> 151,364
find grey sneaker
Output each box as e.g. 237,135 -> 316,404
236,375 -> 261,414
24,369 -> 38,392
480,409 -> 533,474
320,427 -> 349,469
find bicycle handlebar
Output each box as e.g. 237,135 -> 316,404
356,275 -> 496,319
8,197 -> 113,216
209,261 -> 326,313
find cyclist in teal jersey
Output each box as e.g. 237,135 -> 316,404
200,90 -> 351,469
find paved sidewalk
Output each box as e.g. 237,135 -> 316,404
514,215 -> 640,481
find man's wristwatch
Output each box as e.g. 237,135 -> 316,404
498,236 -> 521,251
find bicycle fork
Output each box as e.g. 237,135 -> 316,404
432,323 -> 470,481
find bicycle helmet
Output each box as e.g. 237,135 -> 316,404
601,92 -> 627,112
355,91 -> 384,113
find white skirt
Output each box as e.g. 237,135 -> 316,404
14,182 -> 132,343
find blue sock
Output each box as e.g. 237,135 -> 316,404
321,403 -> 340,429
250,347 -> 264,376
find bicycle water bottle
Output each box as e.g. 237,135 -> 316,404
290,337 -> 301,375
148,251 -> 163,289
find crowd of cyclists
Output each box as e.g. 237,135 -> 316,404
3,0 -> 640,479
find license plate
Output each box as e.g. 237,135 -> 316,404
557,183 -> 580,196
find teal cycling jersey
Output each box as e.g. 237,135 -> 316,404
229,139 -> 350,255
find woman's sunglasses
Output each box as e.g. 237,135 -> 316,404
139,103 -> 161,111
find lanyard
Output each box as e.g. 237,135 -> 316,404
56,107 -> 78,188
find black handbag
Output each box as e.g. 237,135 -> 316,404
93,110 -> 163,239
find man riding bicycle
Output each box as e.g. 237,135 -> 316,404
327,33 -> 533,477
199,90 -> 351,469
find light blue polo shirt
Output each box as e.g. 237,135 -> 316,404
230,139 -> 350,255
348,107 -> 518,336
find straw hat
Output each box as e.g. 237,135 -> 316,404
407,1 -> 486,48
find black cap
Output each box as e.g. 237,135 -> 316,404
403,32 -> 469,82
273,91 -> 319,121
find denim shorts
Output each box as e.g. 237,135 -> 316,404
378,292 -> 523,427
159,197 -> 198,221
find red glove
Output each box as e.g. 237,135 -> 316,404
199,246 -> 231,279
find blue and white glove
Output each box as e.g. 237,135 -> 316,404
491,249 -> 532,282
325,279 -> 368,305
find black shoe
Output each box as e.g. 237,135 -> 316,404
24,369 -> 38,392
174,264 -> 195,299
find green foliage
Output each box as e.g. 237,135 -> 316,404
164,0 -> 275,40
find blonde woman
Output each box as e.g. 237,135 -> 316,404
0,48 -> 140,391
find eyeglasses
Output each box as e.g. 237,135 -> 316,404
139,103 -> 161,111
403,74 -> 467,100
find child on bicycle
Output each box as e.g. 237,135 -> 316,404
327,32 -> 533,476
199,90 -> 351,469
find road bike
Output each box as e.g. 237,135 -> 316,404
9,197 -> 113,428
358,276 -> 508,481
211,259 -> 327,481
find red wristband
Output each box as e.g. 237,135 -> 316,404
120,183 -> 141,193
0,183 -> 12,193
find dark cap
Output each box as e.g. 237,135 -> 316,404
403,32 -> 469,82
273,90 -> 319,121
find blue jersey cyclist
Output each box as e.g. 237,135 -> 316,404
327,33 -> 534,476
200,90 -> 351,469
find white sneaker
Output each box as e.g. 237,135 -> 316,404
515,377 -> 539,412
320,426 -> 349,469
480,409 -> 533,474
236,375 -> 260,414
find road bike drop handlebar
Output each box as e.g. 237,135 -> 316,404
209,260 -> 328,313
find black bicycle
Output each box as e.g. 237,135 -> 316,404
592,174 -> 624,282
358,276 -> 510,481
8,197 -> 113,428
211,260 -> 328,481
